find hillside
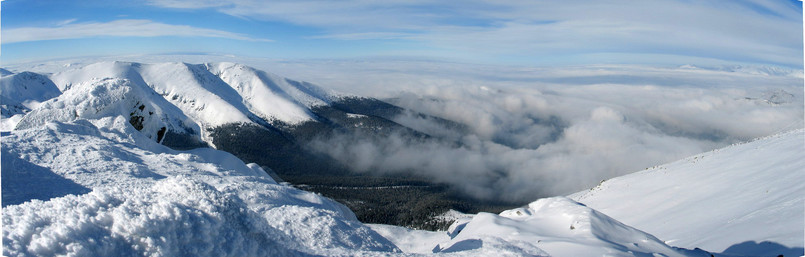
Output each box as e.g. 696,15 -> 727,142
570,129 -> 805,256
0,61 -> 509,229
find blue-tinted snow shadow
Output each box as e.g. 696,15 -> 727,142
1,149 -> 91,206
437,239 -> 483,253
718,241 -> 803,257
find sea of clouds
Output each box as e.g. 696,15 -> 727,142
7,56 -> 803,203
280,60 -> 804,202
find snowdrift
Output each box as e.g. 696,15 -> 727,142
431,197 -> 700,257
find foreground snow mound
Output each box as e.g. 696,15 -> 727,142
571,129 -> 805,256
436,197 -> 700,257
2,116 -> 399,256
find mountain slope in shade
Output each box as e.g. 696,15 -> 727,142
569,128 -> 805,256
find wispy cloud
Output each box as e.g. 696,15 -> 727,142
3,19 -> 273,44
55,19 -> 79,26
145,0 -> 803,66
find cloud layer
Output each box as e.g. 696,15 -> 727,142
292,60 -> 804,202
146,0 -> 803,66
3,19 -> 273,44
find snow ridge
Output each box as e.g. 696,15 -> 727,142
39,61 -> 339,140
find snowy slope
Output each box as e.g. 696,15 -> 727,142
570,129 -> 805,256
45,61 -> 340,131
206,62 -> 333,123
15,77 -> 200,144
2,116 -> 399,256
0,71 -> 61,131
49,61 -> 257,129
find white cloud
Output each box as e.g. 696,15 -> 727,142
55,19 -> 78,26
3,19 -> 273,44
145,0 -> 802,66
257,59 -> 803,201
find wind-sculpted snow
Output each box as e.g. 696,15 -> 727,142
2,116 -> 400,256
433,197 -> 697,257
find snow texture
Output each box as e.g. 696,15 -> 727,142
2,116 -> 399,256
434,197 -> 691,257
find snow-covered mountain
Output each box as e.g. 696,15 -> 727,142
30,61 -> 339,142
2,61 -> 483,229
0,71 -> 61,131
2,61 -> 802,256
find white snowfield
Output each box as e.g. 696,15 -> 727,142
2,61 -> 803,256
570,128 -> 805,256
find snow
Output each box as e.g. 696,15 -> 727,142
205,62 -> 318,124
347,113 -> 369,119
3,59 -> 802,257
4,60 -> 356,145
570,128 -> 805,256
15,77 -> 200,144
0,71 -> 62,131
46,61 -> 336,129
367,224 -> 450,254
433,197 -> 695,257
2,116 -> 400,256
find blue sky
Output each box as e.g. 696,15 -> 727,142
1,0 -> 802,67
